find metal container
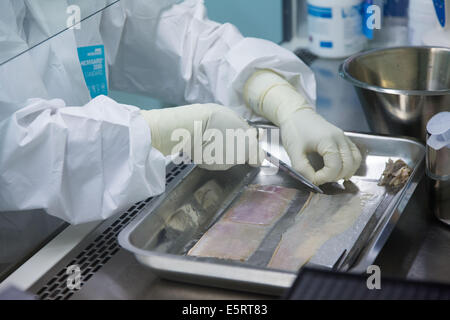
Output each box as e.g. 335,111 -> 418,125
119,132 -> 425,295
426,133 -> 450,226
340,46 -> 450,141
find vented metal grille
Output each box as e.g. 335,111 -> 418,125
35,162 -> 190,300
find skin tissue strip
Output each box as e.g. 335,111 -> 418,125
268,191 -> 372,271
223,185 -> 298,226
188,184 -> 299,261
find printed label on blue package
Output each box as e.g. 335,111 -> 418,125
363,0 -> 374,39
433,0 -> 446,27
77,45 -> 108,98
320,41 -> 333,48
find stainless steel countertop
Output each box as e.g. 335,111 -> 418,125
67,179 -> 449,300
66,57 -> 449,300
374,178 -> 450,284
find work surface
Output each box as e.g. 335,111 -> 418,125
70,57 -> 449,299
311,57 -> 450,282
11,56 -> 450,300
64,176 -> 448,299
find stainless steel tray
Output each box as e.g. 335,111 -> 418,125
118,132 -> 425,295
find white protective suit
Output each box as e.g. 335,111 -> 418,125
0,0 -> 316,224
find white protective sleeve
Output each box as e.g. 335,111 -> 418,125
0,0 -> 315,225
107,0 -> 316,120
0,96 -> 166,224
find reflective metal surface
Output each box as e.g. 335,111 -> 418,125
247,120 -> 324,194
27,177 -> 450,300
340,46 -> 450,141
428,178 -> 450,226
27,162 -> 274,300
426,130 -> 450,226
374,178 -> 450,285
426,138 -> 450,180
119,132 -> 425,295
69,249 -> 270,300
265,152 -> 324,194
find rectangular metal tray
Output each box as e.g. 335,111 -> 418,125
118,132 -> 425,295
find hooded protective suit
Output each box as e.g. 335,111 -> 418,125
0,0 -> 315,224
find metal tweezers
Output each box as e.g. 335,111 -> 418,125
248,120 -> 324,194
264,151 -> 324,194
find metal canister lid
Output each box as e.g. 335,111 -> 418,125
426,112 -> 450,180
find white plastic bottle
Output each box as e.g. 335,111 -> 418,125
307,0 -> 367,58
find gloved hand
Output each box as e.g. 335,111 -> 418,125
244,70 -> 362,185
141,104 -> 265,170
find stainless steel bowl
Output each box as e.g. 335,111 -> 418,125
340,46 -> 450,141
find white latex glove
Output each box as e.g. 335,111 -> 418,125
244,70 -> 362,185
141,104 -> 265,170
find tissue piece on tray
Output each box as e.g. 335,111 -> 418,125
378,159 -> 412,189
187,221 -> 268,261
194,180 -> 222,212
223,185 -> 298,225
188,184 -> 298,261
268,191 -> 373,271
166,204 -> 200,232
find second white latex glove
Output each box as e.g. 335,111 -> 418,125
141,104 -> 265,171
244,70 -> 362,185
280,108 -> 362,185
